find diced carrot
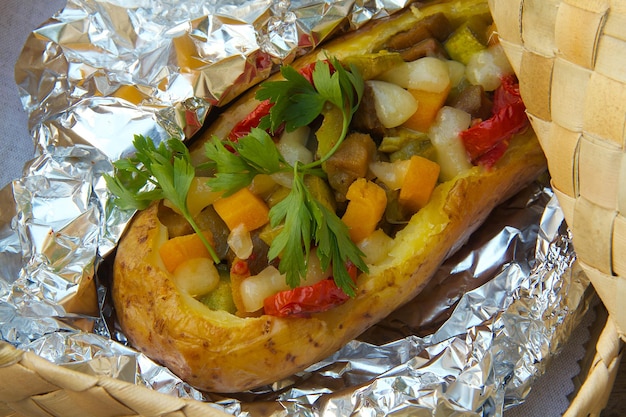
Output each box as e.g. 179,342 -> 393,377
402,86 -> 450,132
398,155 -> 440,213
341,178 -> 387,243
213,187 -> 270,232
159,230 -> 215,273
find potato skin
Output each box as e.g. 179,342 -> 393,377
113,1 -> 548,393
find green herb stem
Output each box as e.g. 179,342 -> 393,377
183,207 -> 220,264
302,111 -> 351,170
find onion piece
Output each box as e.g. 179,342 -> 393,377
367,80 -> 418,128
228,223 -> 253,259
369,159 -> 411,190
277,126 -> 313,166
172,258 -> 220,297
465,43 -> 513,91
357,229 -> 393,265
428,106 -> 473,181
379,57 -> 451,93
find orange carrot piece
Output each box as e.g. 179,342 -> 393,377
341,178 -> 387,243
398,155 -> 440,213
159,230 -> 215,273
402,86 -> 450,132
213,187 -> 270,232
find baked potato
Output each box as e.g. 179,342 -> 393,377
111,0 -> 547,393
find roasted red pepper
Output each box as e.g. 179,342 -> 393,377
460,74 -> 528,168
228,99 -> 275,142
263,278 -> 349,317
264,261 -> 358,317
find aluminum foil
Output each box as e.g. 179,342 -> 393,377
0,0 -> 593,416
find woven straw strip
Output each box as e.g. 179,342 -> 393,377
564,311 -> 622,417
488,0 -> 626,339
0,342 -> 230,417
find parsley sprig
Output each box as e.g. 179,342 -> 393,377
105,135 -> 220,263
205,57 -> 367,296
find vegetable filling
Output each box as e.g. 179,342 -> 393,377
106,7 -> 530,318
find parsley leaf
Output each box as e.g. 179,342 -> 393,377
267,170 -> 312,287
105,134 -> 220,263
203,136 -> 259,194
257,65 -> 321,133
204,128 -> 287,196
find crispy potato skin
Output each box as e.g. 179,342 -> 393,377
113,2 -> 548,393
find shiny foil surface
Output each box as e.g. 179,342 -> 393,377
0,1 -> 592,416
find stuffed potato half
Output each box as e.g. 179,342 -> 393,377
112,0 -> 547,393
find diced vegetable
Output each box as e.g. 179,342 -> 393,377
192,206 -> 231,260
227,223 -> 253,259
369,159 -> 411,190
398,155 -> 441,212
265,185 -> 291,208
448,84 -> 492,120
379,57 -> 451,93
383,12 -> 453,50
428,106 -> 473,181
443,15 -> 489,65
402,86 -> 451,132
315,104 -> 344,159
379,135 -> 409,153
357,229 -> 394,265
172,258 -> 220,297
263,278 -> 350,317
446,60 -> 466,88
366,80 -> 418,128
324,132 -> 377,200
213,187 -> 270,231
163,176 -> 222,217
341,178 -> 388,243
465,43 -> 513,91
277,126 -> 313,166
389,137 -> 436,162
239,265 -> 289,312
228,99 -> 274,141
248,174 -> 279,200
304,175 -> 336,212
341,51 -> 405,80
159,230 -> 215,273
201,279 -> 237,314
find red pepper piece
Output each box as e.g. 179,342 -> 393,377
263,278 -> 350,318
264,260 -> 358,318
228,99 -> 275,142
232,259 -> 249,276
460,74 -> 528,168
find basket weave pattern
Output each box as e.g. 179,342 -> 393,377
488,0 -> 625,414
0,342 -> 229,417
489,0 -> 626,336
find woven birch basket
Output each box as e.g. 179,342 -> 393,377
489,0 -> 626,415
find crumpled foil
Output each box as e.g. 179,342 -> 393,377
0,0 -> 593,416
